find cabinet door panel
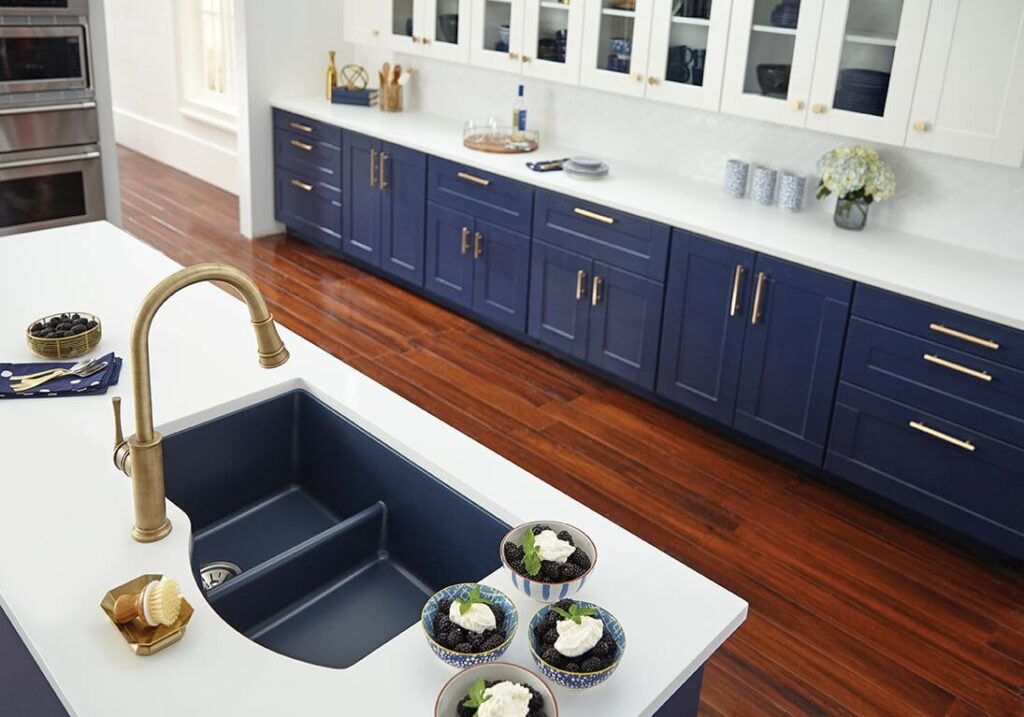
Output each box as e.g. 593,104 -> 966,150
470,0 -> 525,73
472,220 -> 531,334
521,0 -> 586,84
734,255 -> 853,465
275,169 -> 343,252
588,263 -> 665,391
381,143 -> 427,286
657,231 -> 754,423
579,0 -> 656,97
425,201 -> 475,308
423,0 -> 472,62
383,0 -> 424,53
528,240 -> 592,359
343,132 -> 383,265
646,0 -> 733,111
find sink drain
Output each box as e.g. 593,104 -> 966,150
200,561 -> 242,591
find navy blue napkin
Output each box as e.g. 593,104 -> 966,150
0,352 -> 123,399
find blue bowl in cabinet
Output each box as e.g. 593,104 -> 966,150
421,583 -> 518,668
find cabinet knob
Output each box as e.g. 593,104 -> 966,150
422,37 -> 431,45
913,121 -> 929,133
788,99 -> 804,111
648,76 -> 660,86
630,72 -> 643,82
521,55 -> 532,63
509,51 -> 519,60
370,29 -> 380,37
411,36 -> 420,43
811,103 -> 826,114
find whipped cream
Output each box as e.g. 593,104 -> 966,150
449,600 -> 496,633
554,614 -> 604,658
534,529 -> 576,564
476,681 -> 532,717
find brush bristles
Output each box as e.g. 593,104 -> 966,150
145,577 -> 182,626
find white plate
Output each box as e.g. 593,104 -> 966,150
565,166 -> 610,180
568,156 -> 604,170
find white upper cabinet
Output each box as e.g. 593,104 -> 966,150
520,0 -> 586,83
383,0 -> 472,61
470,0 -> 526,72
343,2 -> 383,45
720,0 -> 824,126
579,1 -> 656,97
905,0 -> 1024,167
645,0 -> 734,111
805,0 -> 930,145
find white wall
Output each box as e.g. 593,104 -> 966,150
104,0 -> 238,194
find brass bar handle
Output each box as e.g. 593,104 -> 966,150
289,121 -> 314,133
461,227 -> 470,255
929,323 -> 1000,351
474,232 -> 484,259
290,139 -> 314,151
369,149 -> 377,187
379,152 -> 389,190
290,179 -> 314,192
923,354 -> 993,382
592,276 -> 603,307
457,171 -> 491,187
909,421 -> 976,452
574,207 -> 615,225
750,272 -> 767,325
729,265 -> 746,318
576,270 -> 587,301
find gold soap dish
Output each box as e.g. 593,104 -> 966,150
100,574 -> 193,656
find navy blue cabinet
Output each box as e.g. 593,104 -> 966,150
657,232 -> 755,424
528,241 -> 591,360
425,201 -> 475,309
343,132 -> 381,264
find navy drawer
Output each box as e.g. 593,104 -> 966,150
855,286 -> 1024,372
533,190 -> 670,281
273,129 -> 342,189
843,318 -> 1024,447
427,157 -> 534,234
274,168 -> 342,251
827,383 -> 1024,558
273,108 -> 342,147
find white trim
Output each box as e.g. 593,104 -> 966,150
180,101 -> 238,134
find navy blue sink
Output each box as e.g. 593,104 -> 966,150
162,389 -> 509,668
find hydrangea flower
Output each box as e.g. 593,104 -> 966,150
816,145 -> 896,204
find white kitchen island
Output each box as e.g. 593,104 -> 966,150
0,222 -> 746,717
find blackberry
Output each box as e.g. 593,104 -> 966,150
71,314 -> 81,321
481,633 -> 505,651
444,627 -> 465,647
504,542 -> 524,563
71,325 -> 86,335
59,314 -> 69,322
553,599 -> 575,612
468,632 -> 484,650
581,657 -> 605,673
433,615 -> 453,635
457,702 -> 475,717
559,563 -> 583,580
490,605 -> 506,629
31,323 -> 43,333
454,641 -> 473,653
556,530 -> 574,545
565,662 -> 580,673
86,320 -> 97,329
542,628 -> 558,645
532,524 -> 551,535
527,712 -> 548,717
510,559 -> 527,576
528,688 -> 544,711
437,599 -> 452,614
569,549 -> 592,570
541,562 -> 561,582
48,317 -> 60,327
541,647 -> 564,668
590,640 -> 613,657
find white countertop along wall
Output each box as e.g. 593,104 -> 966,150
274,96 -> 1024,332
0,222 -> 746,717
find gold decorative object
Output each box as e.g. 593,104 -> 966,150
100,574 -> 193,657
326,50 -> 338,100
339,64 -> 369,92
26,312 -> 102,359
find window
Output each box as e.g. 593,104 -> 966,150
176,0 -> 237,131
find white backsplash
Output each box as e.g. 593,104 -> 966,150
351,46 -> 1024,261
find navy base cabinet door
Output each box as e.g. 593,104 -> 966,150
274,169 -> 342,252
425,201 -> 475,309
588,262 -> 665,390
380,142 -> 427,286
343,132 -> 382,265
657,231 -> 755,423
472,220 -> 531,334
734,255 -> 853,465
528,241 -> 592,360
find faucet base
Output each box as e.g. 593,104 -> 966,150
132,519 -> 172,543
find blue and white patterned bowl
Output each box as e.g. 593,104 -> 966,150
421,583 -> 518,669
500,521 -> 597,604
527,602 -> 626,690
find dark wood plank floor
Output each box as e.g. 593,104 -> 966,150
116,147 -> 1024,716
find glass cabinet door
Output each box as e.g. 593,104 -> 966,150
646,0 -> 732,110
521,0 -> 586,84
470,0 -> 525,73
579,0 -> 655,96
720,0 -> 825,126
383,0 -> 422,52
806,0 -> 929,144
422,0 -> 472,62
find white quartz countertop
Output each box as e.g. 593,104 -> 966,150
275,95 -> 1024,332
0,222 -> 746,717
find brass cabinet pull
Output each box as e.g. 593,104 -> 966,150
474,232 -> 484,259
289,121 -> 314,133
369,149 -> 377,187
923,354 -> 992,382
461,227 -> 470,255
909,421 -> 976,452
509,52 -> 519,60
289,139 -> 314,151
290,179 -> 314,192
729,265 -> 746,317
750,272 -> 767,325
379,152 -> 389,190
592,276 -> 603,307
457,171 -> 491,187
929,323 -> 1000,351
576,270 -> 587,301
574,207 -> 615,225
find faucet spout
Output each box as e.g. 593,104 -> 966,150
115,263 -> 289,543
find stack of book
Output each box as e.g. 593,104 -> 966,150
332,88 -> 379,107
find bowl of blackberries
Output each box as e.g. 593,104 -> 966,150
26,312 -> 102,359
501,522 -> 596,603
528,599 -> 625,690
422,583 -> 518,668
435,662 -> 557,717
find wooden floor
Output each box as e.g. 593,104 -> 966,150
116,147 -> 1023,716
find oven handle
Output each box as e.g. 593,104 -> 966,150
0,151 -> 100,170
0,101 -> 97,117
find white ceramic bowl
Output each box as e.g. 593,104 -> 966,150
500,521 -> 597,603
435,662 -> 558,717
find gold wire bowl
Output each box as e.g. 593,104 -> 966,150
26,312 -> 102,360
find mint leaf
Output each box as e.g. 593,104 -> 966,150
521,528 -> 542,577
458,584 -> 493,615
552,603 -> 598,625
463,678 -> 492,712
550,606 -> 572,621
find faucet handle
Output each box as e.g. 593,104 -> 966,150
112,396 -> 124,447
111,396 -> 132,475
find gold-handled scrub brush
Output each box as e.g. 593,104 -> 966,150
113,576 -> 182,627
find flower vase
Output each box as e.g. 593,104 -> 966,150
834,197 -> 870,231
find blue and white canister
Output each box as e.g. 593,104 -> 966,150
724,159 -> 749,198
751,166 -> 778,206
779,172 -> 807,212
